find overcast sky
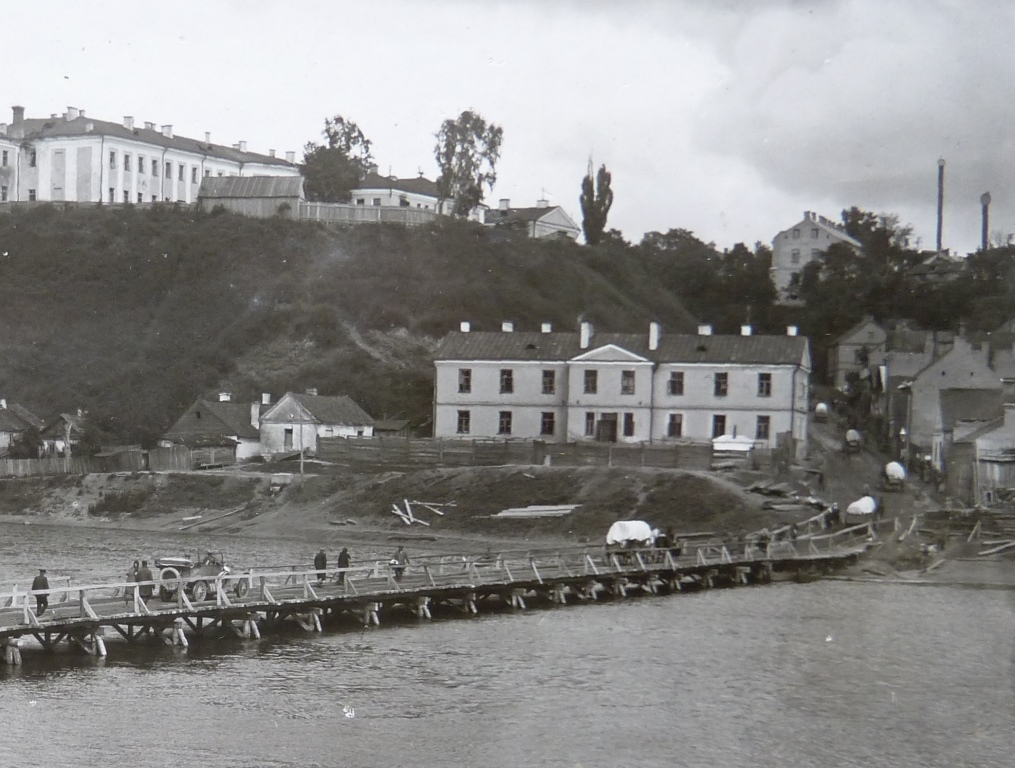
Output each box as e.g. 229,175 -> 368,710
7,0 -> 1013,253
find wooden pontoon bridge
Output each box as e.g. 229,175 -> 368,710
0,523 -> 876,666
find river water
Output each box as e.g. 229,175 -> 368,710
2,522 -> 1014,767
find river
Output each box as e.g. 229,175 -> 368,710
1,522 -> 1014,767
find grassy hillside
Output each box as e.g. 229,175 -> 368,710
0,205 -> 697,443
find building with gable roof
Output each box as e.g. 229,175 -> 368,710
260,390 -> 374,456
771,210 -> 862,302
481,198 -> 581,240
946,402 -> 1015,505
161,392 -> 266,462
827,315 -> 886,390
198,176 -> 305,218
0,399 -> 44,455
0,105 -> 299,206
433,321 -> 811,459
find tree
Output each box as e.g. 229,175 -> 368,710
301,115 -> 374,203
434,110 -> 503,216
8,427 -> 41,459
579,162 -> 614,245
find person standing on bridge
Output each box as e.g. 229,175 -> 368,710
32,568 -> 50,616
393,546 -> 409,582
136,560 -> 154,603
124,560 -> 139,605
337,547 -> 351,586
314,548 -> 328,585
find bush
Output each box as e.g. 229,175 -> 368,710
87,487 -> 153,517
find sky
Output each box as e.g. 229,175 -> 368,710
6,0 -> 1015,253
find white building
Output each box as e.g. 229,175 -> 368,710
348,171 -> 452,214
482,199 -> 581,240
259,391 -> 374,456
0,105 -> 299,205
771,210 -> 861,302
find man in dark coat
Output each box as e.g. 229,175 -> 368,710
136,560 -> 154,603
314,548 -> 327,585
337,547 -> 351,586
32,568 -> 50,616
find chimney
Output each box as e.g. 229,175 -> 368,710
501,321 -> 514,333
460,321 -> 471,333
78,110 -> 85,118
11,105 -> 25,124
218,392 -> 232,402
541,322 -> 552,333
787,325 -> 799,336
803,210 -> 811,221
144,121 -> 155,130
123,116 -> 134,130
261,393 -> 272,405
66,106 -> 79,121
285,151 -> 295,163
936,158 -> 945,252
232,143 -> 240,150
499,198 -> 510,211
697,324 -> 713,336
741,325 -> 753,336
239,140 -> 247,152
305,387 -> 318,396
536,198 -> 549,209
161,124 -> 173,138
0,123 -> 6,137
250,402 -> 261,429
981,192 -> 991,251
580,321 -> 593,349
268,149 -> 276,158
205,131 -> 211,143
649,321 -> 661,351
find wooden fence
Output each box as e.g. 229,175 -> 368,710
317,437 -> 719,470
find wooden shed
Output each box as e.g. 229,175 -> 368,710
197,176 -> 305,218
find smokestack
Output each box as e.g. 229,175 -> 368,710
936,158 -> 945,253
981,192 -> 991,251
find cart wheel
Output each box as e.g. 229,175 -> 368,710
159,585 -> 174,602
234,578 -> 250,599
191,581 -> 209,602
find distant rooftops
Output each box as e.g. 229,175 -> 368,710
2,105 -> 296,167
354,171 -> 440,198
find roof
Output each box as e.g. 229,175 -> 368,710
164,399 -> 260,441
198,176 -> 304,199
374,418 -> 411,431
831,315 -> 883,346
40,412 -> 87,438
939,389 -> 1005,430
353,172 -> 439,198
909,253 -> 966,277
484,205 -> 579,228
434,331 -> 809,366
285,393 -> 374,426
0,402 -> 44,433
11,112 -> 295,168
775,213 -> 862,248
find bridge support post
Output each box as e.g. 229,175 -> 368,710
581,580 -> 601,600
362,602 -> 381,627
2,638 -> 22,666
508,588 -> 527,609
613,578 -> 629,597
415,596 -> 432,620
464,591 -> 478,615
171,617 -> 188,648
550,583 -> 568,604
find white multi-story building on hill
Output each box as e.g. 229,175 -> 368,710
771,210 -> 861,302
0,105 -> 299,205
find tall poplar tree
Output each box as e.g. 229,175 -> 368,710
579,161 -> 614,245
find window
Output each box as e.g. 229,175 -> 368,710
218,170 -> 224,176
179,164 -> 185,182
165,161 -> 172,178
372,198 -> 382,206
204,169 -> 211,177
456,410 -> 470,435
152,159 -> 158,177
498,411 -> 512,435
791,248 -> 801,265
138,155 -> 145,174
458,368 -> 472,394
758,373 -> 772,397
584,370 -> 598,394
123,153 -> 131,172
399,195 -> 410,207
667,413 -> 683,438
542,370 -> 555,395
621,370 -> 635,395
191,167 -> 198,184
667,371 -> 684,396
584,411 -> 595,436
1,150 -> 7,166
714,372 -> 728,397
0,186 -> 6,202
623,412 -> 635,437
137,192 -> 143,204
109,151 -> 117,169
540,412 -> 555,436
27,189 -> 36,201
499,369 -> 514,394
356,198 -> 365,205
151,195 -> 157,203
712,414 -> 726,438
811,228 -> 819,238
123,190 -> 129,203
756,415 -> 770,440
792,228 -> 800,239
108,187 -> 115,203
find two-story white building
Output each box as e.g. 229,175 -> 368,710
771,210 -> 861,302
433,321 -> 812,459
0,105 -> 299,205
